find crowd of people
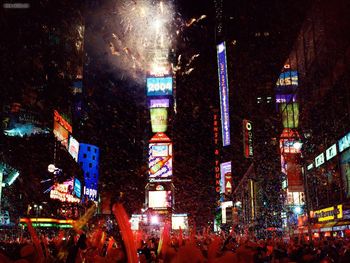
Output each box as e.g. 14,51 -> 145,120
1,204 -> 350,263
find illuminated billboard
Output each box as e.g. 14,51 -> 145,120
149,98 -> 170,109
326,144 -> 337,161
216,42 -> 231,147
284,154 -> 304,192
220,162 -> 232,195
148,142 -> 172,179
68,136 -> 79,162
213,113 -> 221,194
50,180 -> 80,203
74,178 -> 81,198
339,132 -> 350,153
150,108 -> 168,133
315,153 -> 325,167
276,94 -> 297,104
276,70 -> 298,93
243,120 -> 253,158
150,144 -> 169,157
53,110 -> 72,149
280,103 -> 299,128
148,190 -> 172,209
146,77 -> 173,96
2,103 -> 48,137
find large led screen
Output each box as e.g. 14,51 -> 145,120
340,149 -> 350,198
148,191 -> 172,208
280,103 -> 299,128
150,108 -> 168,133
146,77 -> 173,96
216,42 -> 231,147
149,142 -> 172,178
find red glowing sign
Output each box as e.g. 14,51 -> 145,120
243,119 -> 253,158
214,113 -> 220,193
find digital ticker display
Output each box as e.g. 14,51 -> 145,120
216,42 -> 231,147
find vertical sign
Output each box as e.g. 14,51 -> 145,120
213,113 -> 220,193
220,162 -> 232,195
216,42 -> 231,147
243,119 -> 253,158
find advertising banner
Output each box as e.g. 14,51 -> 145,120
216,42 -> 231,147
276,94 -> 297,104
243,120 -> 253,158
50,180 -> 80,203
150,108 -> 168,133
220,162 -> 232,195
280,103 -> 299,128
275,70 -> 298,94
74,178 -> 81,198
146,77 -> 173,96
53,110 -> 72,149
2,103 -> 48,137
149,98 -> 170,109
68,136 -> 80,162
149,142 -> 172,179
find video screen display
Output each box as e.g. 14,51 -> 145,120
148,191 -> 172,208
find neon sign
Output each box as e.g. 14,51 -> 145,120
217,42 -> 231,146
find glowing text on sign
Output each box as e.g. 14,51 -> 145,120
216,42 -> 231,147
315,153 -> 325,167
147,77 -> 173,96
326,144 -> 337,161
213,113 -> 220,193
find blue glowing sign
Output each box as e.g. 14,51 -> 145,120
339,132 -> 350,153
146,77 -> 173,96
276,70 -> 298,93
217,42 -> 231,146
74,178 -> 81,198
